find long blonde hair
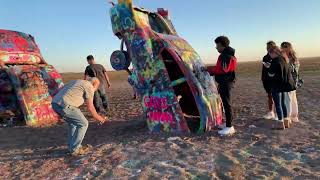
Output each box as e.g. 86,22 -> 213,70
281,42 -> 298,64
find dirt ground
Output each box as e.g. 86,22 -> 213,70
0,59 -> 319,179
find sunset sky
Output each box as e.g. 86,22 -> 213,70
1,0 -> 319,72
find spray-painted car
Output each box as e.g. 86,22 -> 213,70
0,29 -> 64,127
109,0 -> 222,133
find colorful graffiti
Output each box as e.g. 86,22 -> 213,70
109,0 -> 222,133
0,29 -> 42,64
0,30 -> 64,127
8,65 -> 62,126
143,95 -> 174,124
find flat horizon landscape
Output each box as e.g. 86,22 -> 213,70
61,57 -> 320,77
0,57 -> 319,179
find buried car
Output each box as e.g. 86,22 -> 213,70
109,0 -> 223,133
0,29 -> 64,127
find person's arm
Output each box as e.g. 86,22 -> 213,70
295,61 -> 300,74
104,71 -> 111,88
84,67 -> 89,80
261,55 -> 267,81
268,62 -> 276,78
86,98 -> 107,123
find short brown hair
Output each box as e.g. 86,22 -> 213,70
87,55 -> 94,61
267,41 -> 276,47
215,36 -> 230,47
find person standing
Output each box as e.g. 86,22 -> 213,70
281,42 -> 300,123
84,55 -> 111,114
52,78 -> 107,156
262,41 -> 277,120
212,36 -> 237,135
268,46 -> 296,129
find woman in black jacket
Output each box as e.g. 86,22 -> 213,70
281,42 -> 300,123
268,46 -> 296,129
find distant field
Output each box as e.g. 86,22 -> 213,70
61,57 -> 319,83
236,57 -> 320,75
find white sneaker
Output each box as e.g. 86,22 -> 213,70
263,112 -> 275,120
218,126 -> 235,136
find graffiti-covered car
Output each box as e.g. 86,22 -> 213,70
0,29 -> 64,127
109,0 -> 222,133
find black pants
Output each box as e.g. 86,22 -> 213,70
218,82 -> 234,127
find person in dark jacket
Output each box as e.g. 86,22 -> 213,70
268,46 -> 296,129
281,42 -> 300,124
212,36 -> 237,135
84,55 -> 111,115
262,41 -> 277,120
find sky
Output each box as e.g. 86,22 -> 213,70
1,0 -> 319,72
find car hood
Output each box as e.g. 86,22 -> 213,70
0,29 -> 42,64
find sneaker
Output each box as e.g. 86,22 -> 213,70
218,126 -> 235,136
263,112 -> 275,120
69,145 -> 92,156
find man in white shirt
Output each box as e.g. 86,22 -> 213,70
52,77 -> 107,156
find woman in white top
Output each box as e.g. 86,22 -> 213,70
281,42 -> 300,124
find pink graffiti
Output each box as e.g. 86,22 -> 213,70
34,104 -> 53,118
143,96 -> 169,109
147,111 -> 173,124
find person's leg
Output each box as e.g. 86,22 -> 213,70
63,106 -> 89,153
67,122 -> 76,151
271,91 -> 283,120
99,86 -> 109,111
282,92 -> 291,128
218,83 -> 233,128
272,91 -> 285,129
290,90 -> 299,122
52,103 -> 77,151
263,81 -> 275,119
93,90 -> 103,112
268,93 -> 274,113
282,92 -> 290,119
133,87 -> 138,99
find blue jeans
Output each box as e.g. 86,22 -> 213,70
271,91 -> 290,120
94,85 -> 109,113
52,103 -> 89,152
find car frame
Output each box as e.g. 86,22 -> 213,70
109,0 -> 222,133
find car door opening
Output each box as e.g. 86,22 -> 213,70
161,50 -> 200,132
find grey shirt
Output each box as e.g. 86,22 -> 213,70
52,80 -> 94,108
85,64 -> 107,89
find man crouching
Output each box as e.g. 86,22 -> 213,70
51,77 -> 107,156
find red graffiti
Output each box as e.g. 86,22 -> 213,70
14,36 -> 29,51
144,96 -> 169,109
147,111 -> 173,124
34,104 -> 53,118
